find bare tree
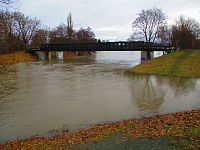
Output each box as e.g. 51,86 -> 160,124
177,16 -> 200,40
157,25 -> 172,45
67,12 -> 75,42
127,34 -> 135,42
0,10 -> 9,52
171,16 -> 200,49
76,27 -> 96,43
75,27 -> 96,55
132,7 -> 166,43
0,10 -> 21,52
56,23 -> 67,39
127,33 -> 144,42
0,0 -> 19,9
31,28 -> 48,48
0,0 -> 15,4
13,11 -> 40,51
49,23 -> 67,44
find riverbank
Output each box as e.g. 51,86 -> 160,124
0,52 -> 37,64
0,51 -> 95,65
128,50 -> 200,78
0,109 -> 199,149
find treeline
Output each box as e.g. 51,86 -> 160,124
158,16 -> 200,49
171,16 -> 200,49
1,7 -> 200,54
0,11 -> 96,53
130,8 -> 200,49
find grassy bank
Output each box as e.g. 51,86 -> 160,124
128,50 -> 200,78
0,52 -> 37,64
0,109 -> 199,149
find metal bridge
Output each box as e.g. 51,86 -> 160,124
29,41 -> 174,52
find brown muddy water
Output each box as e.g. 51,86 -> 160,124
0,51 -> 200,143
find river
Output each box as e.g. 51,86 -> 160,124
0,51 -> 200,143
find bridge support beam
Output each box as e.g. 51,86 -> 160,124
34,51 -> 47,60
141,51 -> 154,63
47,51 -> 52,60
56,51 -> 64,60
33,51 -> 64,61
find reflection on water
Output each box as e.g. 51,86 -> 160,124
0,51 -> 199,143
0,65 -> 18,100
127,74 -> 199,115
129,75 -> 165,112
168,77 -> 197,98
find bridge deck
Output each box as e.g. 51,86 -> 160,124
29,41 -> 174,52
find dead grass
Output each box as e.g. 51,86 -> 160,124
0,52 -> 37,64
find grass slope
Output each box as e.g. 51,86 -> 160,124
128,50 -> 200,78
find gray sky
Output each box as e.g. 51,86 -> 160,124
19,0 -> 200,41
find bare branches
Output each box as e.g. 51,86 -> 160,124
0,0 -> 19,8
132,8 -> 166,43
49,13 -> 96,44
171,16 -> 200,49
31,29 -> 48,47
0,0 -> 14,4
0,10 -> 19,52
13,11 -> 41,50
67,12 -> 75,42
76,27 -> 96,43
0,10 -> 41,52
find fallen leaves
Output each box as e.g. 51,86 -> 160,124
0,109 -> 199,149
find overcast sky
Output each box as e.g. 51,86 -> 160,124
17,0 -> 200,41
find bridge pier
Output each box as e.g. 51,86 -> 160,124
47,51 -> 52,60
141,51 -> 154,63
56,51 -> 64,60
34,51 -> 47,60
33,51 -> 64,61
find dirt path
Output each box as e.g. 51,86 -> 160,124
76,134 -> 194,150
170,51 -> 192,76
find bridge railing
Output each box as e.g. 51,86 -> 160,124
37,41 -> 173,51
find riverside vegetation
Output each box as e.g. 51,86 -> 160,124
128,50 -> 200,78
